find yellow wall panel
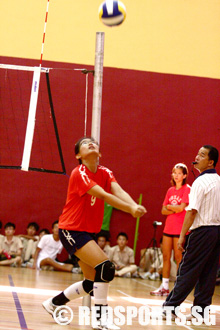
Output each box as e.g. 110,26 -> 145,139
0,0 -> 220,78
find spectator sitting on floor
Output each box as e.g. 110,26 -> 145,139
19,221 -> 39,265
0,222 -> 23,267
139,238 -> 163,280
139,236 -> 162,271
139,238 -> 177,281
24,228 -> 50,268
109,232 -> 138,277
62,254 -> 82,274
39,228 -> 50,238
96,232 -> 111,258
32,220 -> 75,272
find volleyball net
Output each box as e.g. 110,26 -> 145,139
0,63 -> 92,174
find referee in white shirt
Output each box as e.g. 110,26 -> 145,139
163,145 -> 220,319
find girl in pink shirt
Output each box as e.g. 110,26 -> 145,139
151,163 -> 191,296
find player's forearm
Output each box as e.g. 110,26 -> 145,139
111,182 -> 137,205
88,185 -> 146,217
114,189 -> 137,206
103,192 -> 133,214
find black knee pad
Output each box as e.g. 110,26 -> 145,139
95,260 -> 115,282
83,279 -> 94,296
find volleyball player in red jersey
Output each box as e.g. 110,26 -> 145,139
42,137 -> 147,329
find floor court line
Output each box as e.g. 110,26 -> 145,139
0,269 -> 220,330
117,290 -> 132,297
116,288 -> 195,330
116,281 -> 219,330
8,275 -> 28,330
131,278 -> 159,288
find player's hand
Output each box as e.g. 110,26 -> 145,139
131,205 -> 147,218
177,236 -> 185,252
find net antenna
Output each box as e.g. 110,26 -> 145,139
21,0 -> 50,171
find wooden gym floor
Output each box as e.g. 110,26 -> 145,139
0,267 -> 219,330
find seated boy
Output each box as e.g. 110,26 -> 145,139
139,238 -> 177,281
96,232 -> 111,258
25,228 -> 50,268
32,220 -> 74,272
109,232 -> 138,277
0,222 -> 23,267
19,222 -> 39,265
139,238 -> 163,280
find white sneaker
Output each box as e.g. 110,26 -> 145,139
185,314 -> 208,324
72,267 -> 82,274
149,272 -> 160,281
42,297 -> 57,316
122,272 -> 131,278
149,309 -> 175,321
139,271 -> 151,279
162,310 -> 176,321
131,271 -> 139,278
150,284 -> 169,296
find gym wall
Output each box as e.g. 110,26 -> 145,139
0,0 -> 219,261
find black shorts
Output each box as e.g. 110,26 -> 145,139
163,233 -> 180,238
59,229 -> 96,257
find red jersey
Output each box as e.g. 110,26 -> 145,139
163,184 -> 191,235
59,164 -> 117,233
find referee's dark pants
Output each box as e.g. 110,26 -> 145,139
163,225 -> 220,315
